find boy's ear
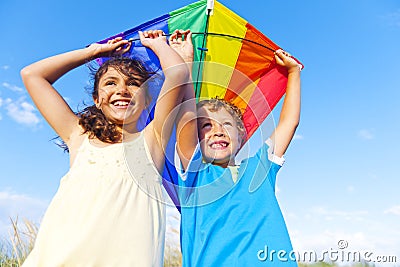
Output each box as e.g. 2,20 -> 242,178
239,131 -> 246,147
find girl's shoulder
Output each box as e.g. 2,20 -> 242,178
67,126 -> 88,166
67,125 -> 87,147
141,122 -> 164,174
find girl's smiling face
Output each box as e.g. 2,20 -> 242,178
197,105 -> 242,168
95,67 -> 148,130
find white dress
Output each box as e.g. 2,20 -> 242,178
22,132 -> 166,267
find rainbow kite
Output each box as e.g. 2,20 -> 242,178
95,0 -> 303,210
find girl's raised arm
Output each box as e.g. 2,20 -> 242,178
139,30 -> 191,170
20,38 -> 130,145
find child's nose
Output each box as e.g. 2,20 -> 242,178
212,124 -> 225,136
116,86 -> 131,96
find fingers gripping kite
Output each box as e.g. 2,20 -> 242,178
92,0 -> 304,210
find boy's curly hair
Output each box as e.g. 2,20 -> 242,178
196,97 -> 247,145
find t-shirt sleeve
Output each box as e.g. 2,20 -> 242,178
265,138 -> 285,166
245,138 -> 285,191
174,143 -> 203,188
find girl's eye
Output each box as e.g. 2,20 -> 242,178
223,121 -> 233,127
105,81 -> 116,86
127,79 -> 140,87
128,82 -> 139,87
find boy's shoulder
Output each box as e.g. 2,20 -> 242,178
239,139 -> 285,167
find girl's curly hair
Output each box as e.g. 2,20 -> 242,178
56,57 -> 153,152
80,57 -> 152,142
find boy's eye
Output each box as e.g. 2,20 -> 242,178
202,122 -> 212,129
223,121 -> 233,127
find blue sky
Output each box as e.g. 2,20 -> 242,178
1,0 -> 400,265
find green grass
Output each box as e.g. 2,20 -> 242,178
163,244 -> 182,267
0,218 -> 383,267
0,217 -> 183,267
0,217 -> 37,267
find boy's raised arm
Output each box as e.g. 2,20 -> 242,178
269,49 -> 302,157
168,30 -> 198,170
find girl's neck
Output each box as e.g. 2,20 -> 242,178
117,123 -> 140,141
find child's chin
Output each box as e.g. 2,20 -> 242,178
209,157 -> 230,166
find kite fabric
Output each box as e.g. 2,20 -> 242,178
94,0 -> 303,210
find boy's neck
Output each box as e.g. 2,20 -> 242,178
210,159 -> 236,168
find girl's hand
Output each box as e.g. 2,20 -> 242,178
274,49 -> 302,73
89,37 -> 131,58
139,30 -> 167,50
169,29 -> 193,63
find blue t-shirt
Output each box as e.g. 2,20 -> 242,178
177,141 -> 297,266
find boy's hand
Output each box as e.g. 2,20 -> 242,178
169,29 -> 193,62
89,37 -> 131,58
139,30 -> 167,50
274,49 -> 301,73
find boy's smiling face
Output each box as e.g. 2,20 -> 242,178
197,105 -> 242,168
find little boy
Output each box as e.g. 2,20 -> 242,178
172,31 -> 301,266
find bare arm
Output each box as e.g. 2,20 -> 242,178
176,86 -> 198,170
20,38 -> 131,145
269,49 -> 302,157
168,30 -> 199,170
140,30 -> 191,169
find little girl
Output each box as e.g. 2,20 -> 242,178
20,30 -> 190,266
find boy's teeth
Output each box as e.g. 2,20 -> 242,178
211,142 -> 227,148
114,101 -> 129,106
